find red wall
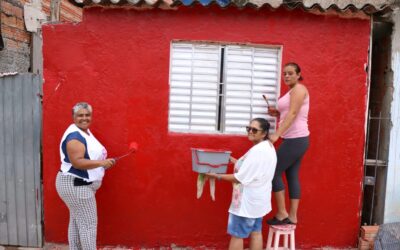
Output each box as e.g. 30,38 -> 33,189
42,6 -> 370,249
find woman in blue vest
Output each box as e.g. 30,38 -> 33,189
56,102 -> 115,250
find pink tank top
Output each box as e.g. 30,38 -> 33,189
277,90 -> 310,139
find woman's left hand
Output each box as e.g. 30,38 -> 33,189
269,133 -> 279,143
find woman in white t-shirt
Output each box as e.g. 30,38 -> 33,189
55,102 -> 116,250
206,118 -> 277,250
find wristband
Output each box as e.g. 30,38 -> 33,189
217,175 -> 222,181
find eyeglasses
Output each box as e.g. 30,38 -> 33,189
246,126 -> 263,134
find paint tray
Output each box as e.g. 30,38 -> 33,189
191,148 -> 231,174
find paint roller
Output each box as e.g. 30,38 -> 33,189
113,142 -> 138,161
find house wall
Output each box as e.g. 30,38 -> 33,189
42,6 -> 371,248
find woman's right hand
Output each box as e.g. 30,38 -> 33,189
267,107 -> 280,117
102,158 -> 116,169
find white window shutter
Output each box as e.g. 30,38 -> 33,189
169,43 -> 221,132
224,45 -> 280,134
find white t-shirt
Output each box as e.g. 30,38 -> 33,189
229,140 -> 277,218
59,124 -> 107,182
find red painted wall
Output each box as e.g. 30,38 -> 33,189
42,6 -> 370,249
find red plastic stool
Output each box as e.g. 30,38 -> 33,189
265,224 -> 296,250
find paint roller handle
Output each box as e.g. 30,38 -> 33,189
262,95 -> 270,107
264,95 -> 280,117
113,149 -> 136,162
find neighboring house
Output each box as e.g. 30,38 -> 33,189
1,0 -> 34,72
0,0 -> 82,73
0,0 -> 81,248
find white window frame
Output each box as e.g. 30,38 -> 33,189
168,41 -> 282,134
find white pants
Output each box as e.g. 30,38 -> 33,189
56,172 -> 102,250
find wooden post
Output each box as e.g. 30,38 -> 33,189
31,31 -> 42,78
50,0 -> 62,22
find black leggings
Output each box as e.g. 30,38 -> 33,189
272,136 -> 309,199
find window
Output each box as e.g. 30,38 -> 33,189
168,41 -> 281,134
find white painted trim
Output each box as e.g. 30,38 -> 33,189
385,10 -> 400,223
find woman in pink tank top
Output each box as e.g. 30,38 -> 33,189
266,62 -> 310,225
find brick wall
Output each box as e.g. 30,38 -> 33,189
0,0 -> 82,73
0,0 -> 31,72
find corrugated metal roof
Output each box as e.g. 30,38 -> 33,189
70,0 -> 399,14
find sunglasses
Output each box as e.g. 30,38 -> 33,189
246,126 -> 263,134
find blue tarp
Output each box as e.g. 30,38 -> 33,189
180,0 -> 231,7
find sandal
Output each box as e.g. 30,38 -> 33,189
282,218 -> 297,225
266,217 -> 288,225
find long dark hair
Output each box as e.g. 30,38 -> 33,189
285,62 -> 303,81
251,118 -> 270,140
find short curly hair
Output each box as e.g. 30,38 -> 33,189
72,102 -> 92,116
